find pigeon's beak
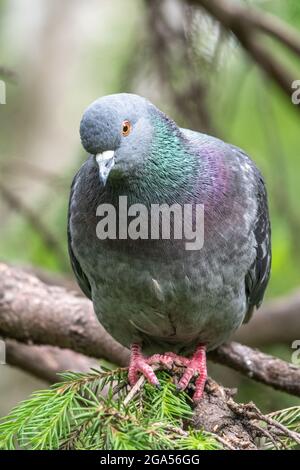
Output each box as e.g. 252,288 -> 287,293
96,150 -> 115,186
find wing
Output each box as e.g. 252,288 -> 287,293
67,171 -> 92,300
182,128 -> 272,322
244,171 -> 271,322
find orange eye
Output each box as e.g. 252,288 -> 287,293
122,120 -> 131,136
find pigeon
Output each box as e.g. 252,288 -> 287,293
68,93 -> 271,401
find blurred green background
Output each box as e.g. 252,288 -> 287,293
0,0 -> 300,416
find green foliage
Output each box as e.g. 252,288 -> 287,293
271,406 -> 300,434
2,367 -> 299,451
0,368 -> 221,451
265,406 -> 300,450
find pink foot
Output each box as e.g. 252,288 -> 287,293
128,344 -> 207,402
128,343 -> 160,387
177,345 -> 207,402
147,352 -> 190,369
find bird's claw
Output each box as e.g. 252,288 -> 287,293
128,344 -> 160,387
129,344 -> 207,401
176,346 -> 207,402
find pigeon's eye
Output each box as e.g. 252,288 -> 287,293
122,120 -> 131,137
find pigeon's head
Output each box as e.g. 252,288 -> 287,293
80,93 -> 163,186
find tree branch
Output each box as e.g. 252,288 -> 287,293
5,339 -> 98,384
16,263 -> 300,347
0,263 -> 299,397
187,0 -> 300,103
247,8 -> 300,57
234,290 -> 300,347
210,342 -> 300,397
144,0 -> 215,134
0,263 -> 130,366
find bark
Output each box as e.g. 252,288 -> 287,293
211,342 -> 300,397
6,339 -> 98,384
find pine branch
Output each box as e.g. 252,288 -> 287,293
0,369 -> 220,450
0,368 -> 299,450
